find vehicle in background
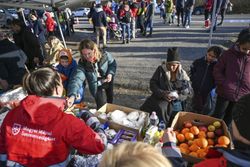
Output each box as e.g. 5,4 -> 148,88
0,8 -> 14,28
72,7 -> 90,17
7,8 -> 18,19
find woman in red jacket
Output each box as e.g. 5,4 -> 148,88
0,67 -> 106,167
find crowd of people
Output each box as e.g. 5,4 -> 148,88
0,0 -> 249,166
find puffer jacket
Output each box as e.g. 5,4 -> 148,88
213,44 -> 250,102
67,51 -> 116,99
45,12 -> 55,32
0,95 -> 105,166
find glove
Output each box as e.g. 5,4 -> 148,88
77,110 -> 102,132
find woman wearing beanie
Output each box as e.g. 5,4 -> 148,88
140,47 -> 192,126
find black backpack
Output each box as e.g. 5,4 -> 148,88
122,10 -> 132,23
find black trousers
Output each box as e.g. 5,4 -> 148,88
95,79 -> 114,109
212,95 -> 235,126
176,7 -> 184,26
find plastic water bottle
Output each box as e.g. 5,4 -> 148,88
158,121 -> 166,131
149,111 -> 159,126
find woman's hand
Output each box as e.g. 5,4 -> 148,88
67,96 -> 75,108
162,128 -> 177,143
103,74 -> 112,83
164,91 -> 173,102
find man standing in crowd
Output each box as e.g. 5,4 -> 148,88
10,19 -> 43,70
0,31 -> 27,91
143,0 -> 155,37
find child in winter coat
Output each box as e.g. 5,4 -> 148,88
190,46 -> 223,113
56,49 -> 85,105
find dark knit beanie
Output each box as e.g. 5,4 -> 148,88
167,47 -> 180,64
232,94 -> 250,141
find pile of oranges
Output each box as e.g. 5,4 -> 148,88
175,121 -> 230,159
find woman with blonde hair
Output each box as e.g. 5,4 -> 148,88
67,39 -> 116,109
45,36 -> 65,65
99,142 -> 172,167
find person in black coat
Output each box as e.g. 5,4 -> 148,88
10,19 -> 43,70
189,46 -> 223,113
0,31 -> 27,91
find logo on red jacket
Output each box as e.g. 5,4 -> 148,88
12,123 -> 21,135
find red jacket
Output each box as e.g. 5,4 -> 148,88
204,0 -> 213,11
213,44 -> 250,102
45,12 -> 55,32
0,95 -> 104,166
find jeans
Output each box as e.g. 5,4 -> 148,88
121,23 -> 131,41
184,10 -> 192,27
212,95 -> 235,126
144,18 -> 153,35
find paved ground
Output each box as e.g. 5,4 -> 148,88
66,14 -> 250,109
0,14 -> 249,115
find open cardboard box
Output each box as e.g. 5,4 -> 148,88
171,112 -> 233,164
97,103 -> 149,140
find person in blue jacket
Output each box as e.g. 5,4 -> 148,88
55,48 -> 85,104
67,39 -> 117,109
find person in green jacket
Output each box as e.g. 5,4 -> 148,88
164,0 -> 173,25
67,39 -> 117,109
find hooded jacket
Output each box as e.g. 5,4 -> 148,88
45,12 -> 55,32
56,49 -> 77,89
0,95 -> 105,166
213,44 -> 250,102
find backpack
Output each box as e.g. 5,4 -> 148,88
122,10 -> 132,23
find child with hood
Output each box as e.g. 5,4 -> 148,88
56,49 -> 85,104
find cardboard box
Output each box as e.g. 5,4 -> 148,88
171,112 -> 233,163
97,103 -> 149,140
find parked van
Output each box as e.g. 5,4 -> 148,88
0,8 -> 14,28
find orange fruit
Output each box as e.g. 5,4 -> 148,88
197,138 -> 208,149
190,126 -> 200,135
180,147 -> 190,154
207,139 -> 215,146
218,136 -> 230,146
197,149 -> 207,158
179,143 -> 189,149
181,128 -> 190,135
189,144 -> 200,152
189,152 -> 198,157
177,134 -> 185,142
185,132 -> 194,140
198,131 -> 207,138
